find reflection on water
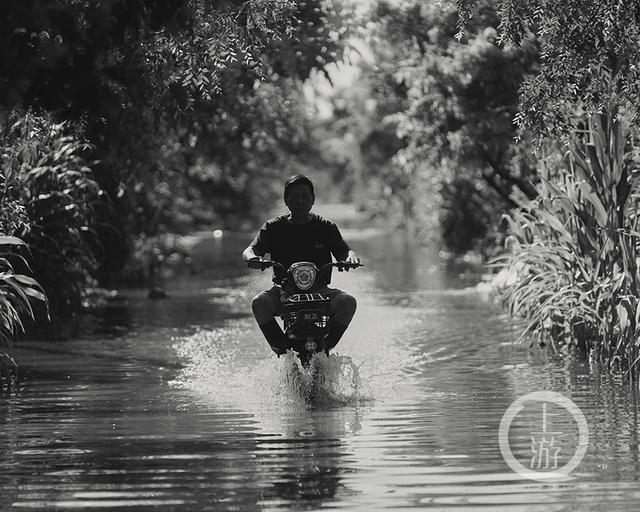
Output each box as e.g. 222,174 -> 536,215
2,213 -> 640,510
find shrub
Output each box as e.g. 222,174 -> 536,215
0,236 -> 48,390
494,102 -> 640,375
1,111 -> 105,314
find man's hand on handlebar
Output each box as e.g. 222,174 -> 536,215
247,257 -> 267,270
247,258 -> 280,272
337,250 -> 362,271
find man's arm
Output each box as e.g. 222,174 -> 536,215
243,221 -> 269,266
327,221 -> 360,265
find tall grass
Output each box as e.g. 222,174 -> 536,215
0,235 -> 48,390
494,103 -> 640,376
1,111 -> 105,314
0,110 -> 105,386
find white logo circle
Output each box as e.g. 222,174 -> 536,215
498,391 -> 589,482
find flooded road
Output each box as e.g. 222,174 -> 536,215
2,206 -> 640,510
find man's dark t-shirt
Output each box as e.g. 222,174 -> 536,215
248,213 -> 350,283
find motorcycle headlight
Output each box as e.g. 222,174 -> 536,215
290,262 -> 317,291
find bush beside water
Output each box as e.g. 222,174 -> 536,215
1,112 -> 104,315
0,236 -> 48,389
494,104 -> 640,375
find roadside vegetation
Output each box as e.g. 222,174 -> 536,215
459,0 -> 640,376
494,104 -> 640,373
459,0 -> 640,378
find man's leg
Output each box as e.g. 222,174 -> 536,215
325,292 -> 357,353
252,291 -> 288,356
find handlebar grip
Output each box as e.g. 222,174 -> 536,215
247,260 -> 273,270
331,261 -> 363,271
247,260 -> 287,273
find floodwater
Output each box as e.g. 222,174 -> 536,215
2,205 -> 640,511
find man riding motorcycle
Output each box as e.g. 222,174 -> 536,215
242,175 -> 361,356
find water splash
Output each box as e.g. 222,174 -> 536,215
264,351 -> 372,405
171,324 -> 371,409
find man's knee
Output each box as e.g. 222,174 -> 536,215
252,293 -> 276,323
331,292 -> 357,322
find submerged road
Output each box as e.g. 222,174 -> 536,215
1,205 -> 640,511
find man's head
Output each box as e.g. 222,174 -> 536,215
284,174 -> 314,201
284,175 -> 315,220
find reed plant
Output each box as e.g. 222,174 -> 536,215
0,235 -> 48,390
494,102 -> 640,376
0,115 -> 50,388
2,111 -> 105,314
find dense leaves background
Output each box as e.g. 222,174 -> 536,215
0,0 -> 348,299
455,0 -> 640,137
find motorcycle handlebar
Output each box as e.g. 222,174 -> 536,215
246,260 -> 362,273
246,259 -> 285,272
323,261 -> 363,272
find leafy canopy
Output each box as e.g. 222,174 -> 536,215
455,0 -> 640,136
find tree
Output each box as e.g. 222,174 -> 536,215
0,0 -> 349,287
454,1 -> 640,371
343,0 -> 539,252
455,0 -> 640,137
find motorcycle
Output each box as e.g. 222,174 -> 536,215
249,259 -> 361,367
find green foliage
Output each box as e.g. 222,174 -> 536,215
0,0 -> 305,113
186,75 -> 319,223
333,0 -> 538,252
0,235 -> 48,390
1,0 -> 349,286
440,177 -> 496,254
1,111 -> 105,314
152,0 -> 302,105
455,0 -> 640,137
120,233 -> 191,286
494,103 -> 640,374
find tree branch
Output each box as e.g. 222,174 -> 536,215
482,170 -> 520,209
480,147 -> 538,199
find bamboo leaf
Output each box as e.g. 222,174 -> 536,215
21,286 -> 47,302
586,142 -> 607,193
617,303 -> 629,333
12,274 -> 45,292
579,186 -> 608,227
0,236 -> 27,248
